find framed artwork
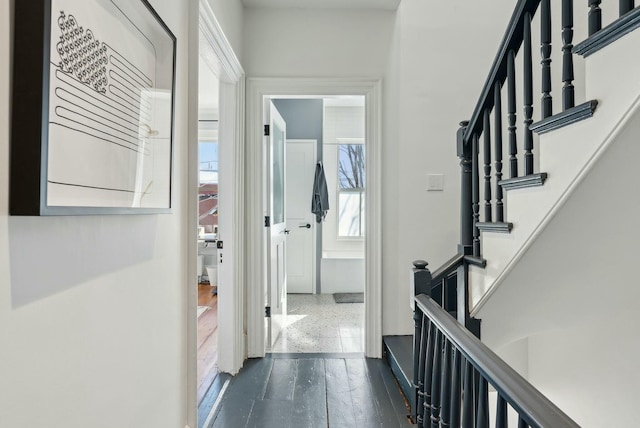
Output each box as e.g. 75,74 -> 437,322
10,0 -> 176,215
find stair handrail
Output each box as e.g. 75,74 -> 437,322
463,0 -> 541,144
409,1 -> 637,424
430,253 -> 464,285
415,294 -> 580,428
458,0 -> 636,259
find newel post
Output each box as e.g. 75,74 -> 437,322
457,121 -> 473,255
411,259 -> 432,425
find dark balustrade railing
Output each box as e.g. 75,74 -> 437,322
483,111 -> 492,223
408,0 -> 637,424
457,0 -> 634,260
506,50 -> 518,180
411,255 -> 478,423
562,0 -> 576,110
414,294 -> 581,428
589,0 -> 603,35
471,134 -> 481,258
493,83 -> 505,223
540,0 -> 552,119
621,0 -> 636,15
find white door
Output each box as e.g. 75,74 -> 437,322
265,102 -> 287,349
285,140 -> 316,294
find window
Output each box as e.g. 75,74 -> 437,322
338,144 -> 365,237
199,142 -> 218,183
198,141 -> 218,231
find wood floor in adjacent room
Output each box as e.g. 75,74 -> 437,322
198,283 -> 218,406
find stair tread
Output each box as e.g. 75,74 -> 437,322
476,221 -> 513,233
499,173 -> 548,190
383,335 -> 413,383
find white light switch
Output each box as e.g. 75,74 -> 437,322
427,174 -> 444,191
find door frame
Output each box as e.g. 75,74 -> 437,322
246,78 -> 383,358
187,3 -> 245,424
285,139 -> 317,295
265,102 -> 288,349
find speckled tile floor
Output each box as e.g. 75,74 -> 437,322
270,294 -> 364,353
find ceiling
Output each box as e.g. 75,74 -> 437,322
242,0 -> 400,10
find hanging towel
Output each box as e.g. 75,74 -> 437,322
311,161 -> 329,223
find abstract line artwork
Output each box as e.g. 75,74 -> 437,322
9,0 -> 176,215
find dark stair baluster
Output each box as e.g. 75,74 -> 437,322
430,331 -> 442,428
483,110 -> 492,222
493,82 -> 504,222
422,322 -> 436,427
507,50 -> 518,178
523,12 -> 534,176
496,395 -> 508,428
620,0 -> 635,15
562,0 -> 575,110
440,339 -> 452,428
449,348 -> 462,427
416,317 -> 428,426
476,377 -> 489,428
472,134 -> 481,257
541,0 -> 553,119
457,121 -> 473,255
462,359 -> 475,428
589,0 -> 602,36
518,416 -> 529,428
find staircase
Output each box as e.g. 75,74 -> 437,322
386,1 -> 640,426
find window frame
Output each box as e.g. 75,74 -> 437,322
336,140 -> 365,239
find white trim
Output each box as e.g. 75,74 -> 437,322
198,0 -> 246,377
201,378 -> 231,428
199,0 -> 243,82
246,78 -> 383,358
216,79 -> 246,374
186,3 -> 199,428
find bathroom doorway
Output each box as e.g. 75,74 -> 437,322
246,78 -> 382,360
265,96 -> 367,355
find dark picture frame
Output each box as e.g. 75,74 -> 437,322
10,0 -> 176,215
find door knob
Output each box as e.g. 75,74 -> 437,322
299,224 -> 311,229
284,229 -> 291,235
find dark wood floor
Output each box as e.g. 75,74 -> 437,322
198,284 -> 218,405
209,355 -> 413,428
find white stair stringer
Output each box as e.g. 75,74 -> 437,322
469,26 -> 640,314
472,77 -> 640,428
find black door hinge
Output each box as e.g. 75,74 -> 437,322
264,124 -> 270,136
264,216 -> 270,227
265,306 -> 271,318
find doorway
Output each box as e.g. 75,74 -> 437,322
266,97 -> 367,354
193,1 -> 245,424
245,78 -> 382,359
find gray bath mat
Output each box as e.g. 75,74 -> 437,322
333,292 -> 364,303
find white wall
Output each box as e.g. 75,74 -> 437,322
478,101 -> 640,427
206,0 -> 244,61
0,0 -> 196,426
243,7 -> 395,78
469,22 -> 640,311
321,258 -> 365,294
243,1 -> 515,335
